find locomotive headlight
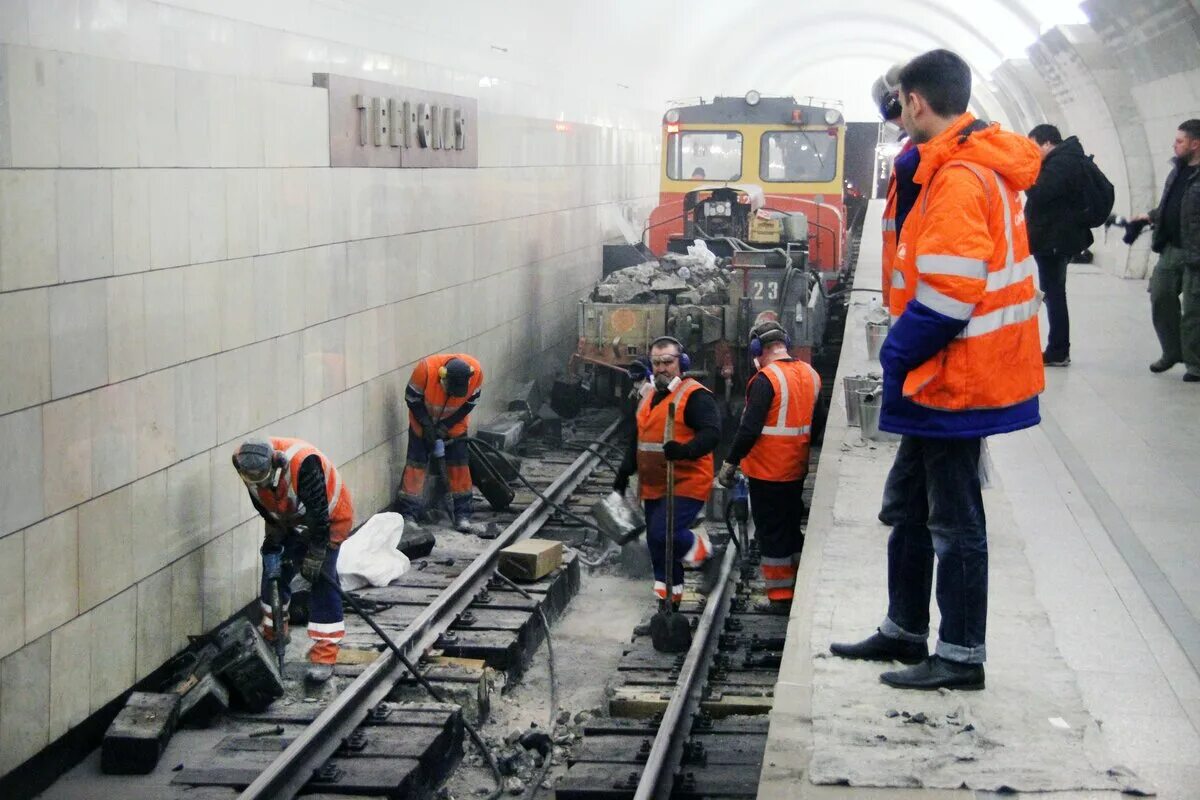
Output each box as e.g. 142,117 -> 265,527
745,90 -> 761,106
665,108 -> 680,124
824,109 -> 842,125
704,201 -> 732,216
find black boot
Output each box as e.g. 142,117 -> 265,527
829,629 -> 927,665
697,544 -> 727,595
880,655 -> 984,691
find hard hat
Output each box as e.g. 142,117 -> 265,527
871,63 -> 904,122
232,437 -> 277,484
439,357 -> 474,397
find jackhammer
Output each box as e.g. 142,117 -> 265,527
261,545 -> 287,675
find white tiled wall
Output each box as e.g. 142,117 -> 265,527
0,0 -> 658,776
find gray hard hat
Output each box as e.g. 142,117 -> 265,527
232,437 -> 275,483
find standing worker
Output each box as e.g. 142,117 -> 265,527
232,437 -> 354,684
396,354 -> 485,530
1130,119 -> 1200,382
872,63 -> 920,308
716,322 -> 825,614
613,337 -> 721,605
830,50 -> 1044,691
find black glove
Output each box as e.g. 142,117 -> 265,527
263,521 -> 287,547
662,441 -> 688,461
435,423 -> 451,440
421,424 -> 438,447
301,538 -> 328,583
612,471 -> 630,495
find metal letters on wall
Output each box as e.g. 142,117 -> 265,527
314,73 -> 478,168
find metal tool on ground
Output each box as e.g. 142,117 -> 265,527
591,489 -> 646,545
650,401 -> 692,653
262,546 -> 287,675
724,472 -> 750,555
466,437 -> 515,511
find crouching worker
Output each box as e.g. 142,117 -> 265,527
232,437 -> 354,683
396,354 -> 484,532
613,337 -> 721,609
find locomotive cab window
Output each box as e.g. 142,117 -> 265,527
760,130 -> 838,182
667,131 -> 743,181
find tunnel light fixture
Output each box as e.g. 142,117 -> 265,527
745,90 -> 761,106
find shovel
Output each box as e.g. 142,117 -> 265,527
650,401 -> 693,653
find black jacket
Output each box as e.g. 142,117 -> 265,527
1150,157 -> 1200,262
1024,136 -> 1096,257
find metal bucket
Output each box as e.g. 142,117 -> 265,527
865,321 -> 889,361
591,491 -> 646,545
843,374 -> 881,427
857,388 -> 901,442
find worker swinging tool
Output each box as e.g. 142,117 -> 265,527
395,354 -> 485,533
649,402 -> 692,652
232,437 -> 355,684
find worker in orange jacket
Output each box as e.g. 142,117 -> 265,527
873,63 -> 920,307
233,437 -> 354,683
716,322 -> 824,614
832,50 -> 1044,692
396,354 -> 484,532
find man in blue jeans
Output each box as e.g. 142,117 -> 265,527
830,50 -> 1044,690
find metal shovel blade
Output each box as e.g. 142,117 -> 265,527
650,604 -> 692,653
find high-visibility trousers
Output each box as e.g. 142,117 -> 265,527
397,427 -> 472,517
748,477 -> 805,601
259,532 -> 344,665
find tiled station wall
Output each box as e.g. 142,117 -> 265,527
0,0 -> 659,774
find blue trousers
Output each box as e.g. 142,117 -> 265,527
644,496 -> 705,598
877,435 -> 988,664
259,532 -> 344,664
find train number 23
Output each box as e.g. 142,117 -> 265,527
749,279 -> 780,301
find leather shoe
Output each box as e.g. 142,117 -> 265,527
1184,372 -> 1200,383
879,655 -> 984,691
829,629 -> 927,665
1150,358 -> 1178,373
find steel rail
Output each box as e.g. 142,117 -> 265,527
634,539 -> 739,800
238,416 -> 622,800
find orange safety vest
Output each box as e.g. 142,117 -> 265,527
408,354 -> 484,438
255,437 -> 354,545
739,360 -> 820,483
889,114 -> 1044,412
882,169 -> 899,307
635,379 -> 714,502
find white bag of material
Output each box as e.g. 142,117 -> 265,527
687,239 -> 717,270
336,512 -> 411,591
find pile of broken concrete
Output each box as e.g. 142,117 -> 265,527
593,252 -> 731,305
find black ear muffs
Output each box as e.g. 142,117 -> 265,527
272,450 -> 287,468
650,336 -> 690,371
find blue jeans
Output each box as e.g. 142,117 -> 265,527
877,435 -> 988,664
644,496 -> 705,596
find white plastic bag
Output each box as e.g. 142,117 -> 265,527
686,239 -> 717,270
336,512 -> 411,591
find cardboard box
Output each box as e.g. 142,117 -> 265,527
498,539 -> 563,582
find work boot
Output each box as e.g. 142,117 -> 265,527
753,597 -> 792,615
1150,358 -> 1178,373
306,662 -> 334,684
1042,353 -> 1070,367
1184,372 -> 1200,383
829,629 -> 927,665
879,655 -> 984,691
697,544 -> 727,595
455,516 -> 484,535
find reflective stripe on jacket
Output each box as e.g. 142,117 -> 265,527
256,437 -> 354,544
635,379 -> 714,502
739,360 -> 820,483
886,114 -> 1044,421
408,354 -> 484,438
882,171 -> 898,306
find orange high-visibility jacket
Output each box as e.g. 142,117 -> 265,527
888,114 -> 1045,413
882,170 -> 899,305
739,360 -> 820,483
255,437 -> 354,545
407,354 -> 484,438
635,379 -> 714,502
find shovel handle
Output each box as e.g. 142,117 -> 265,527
664,402 -> 676,610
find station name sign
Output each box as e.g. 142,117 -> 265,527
314,73 -> 478,168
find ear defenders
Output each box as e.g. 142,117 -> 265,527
438,364 -> 476,379
650,336 -> 690,371
749,322 -> 791,358
872,63 -> 904,123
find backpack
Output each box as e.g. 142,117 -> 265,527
1077,154 -> 1115,229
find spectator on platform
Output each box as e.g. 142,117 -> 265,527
1130,119 -> 1200,382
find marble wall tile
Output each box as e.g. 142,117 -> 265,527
201,532 -> 233,630
54,52 -> 99,168
56,169 -> 114,283
187,169 -> 227,264
47,280 -> 108,399
48,614 -> 90,741
210,442 -> 253,537
0,636 -> 50,775
175,69 -> 211,168
142,267 -> 186,372
90,379 -> 137,495
215,345 -> 252,442
134,367 -> 178,476
273,332 -> 304,420
105,273 -> 146,383
170,549 -> 203,650
88,588 -> 136,711
95,58 -> 139,167
0,532 -> 24,659
217,257 -> 256,350
166,453 -> 212,562
182,263 -> 223,361
41,392 -> 93,518
230,520 -> 260,609
233,77 -> 266,167
135,567 -> 173,681
225,170 -> 260,259
0,288 -> 51,416
111,170 -> 151,274
0,408 -> 44,538
136,63 -> 177,167
0,169 -> 58,291
23,510 -> 78,643
78,485 -> 134,612
147,168 -> 190,269
207,74 -> 238,167
128,469 -> 168,584
306,167 -> 334,247
174,357 -> 217,460
5,45 -> 59,167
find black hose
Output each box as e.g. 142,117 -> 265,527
722,500 -> 743,554
334,583 -> 505,800
559,442 -> 619,474
567,438 -> 626,459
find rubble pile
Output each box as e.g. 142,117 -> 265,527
593,252 -> 731,306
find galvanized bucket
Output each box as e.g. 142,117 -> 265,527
591,491 -> 646,545
865,321 -> 889,361
843,374 -> 881,427
858,388 -> 901,442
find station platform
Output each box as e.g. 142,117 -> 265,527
759,201 -> 1200,799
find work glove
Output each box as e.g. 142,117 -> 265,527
662,441 -> 688,461
262,522 -> 288,547
612,471 -> 630,496
435,423 -> 451,440
421,424 -> 438,448
717,461 -> 737,488
300,538 -> 329,584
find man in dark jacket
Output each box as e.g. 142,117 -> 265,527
1025,125 -> 1097,367
1132,119 -> 1200,382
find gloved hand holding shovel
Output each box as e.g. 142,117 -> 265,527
650,402 -> 693,654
